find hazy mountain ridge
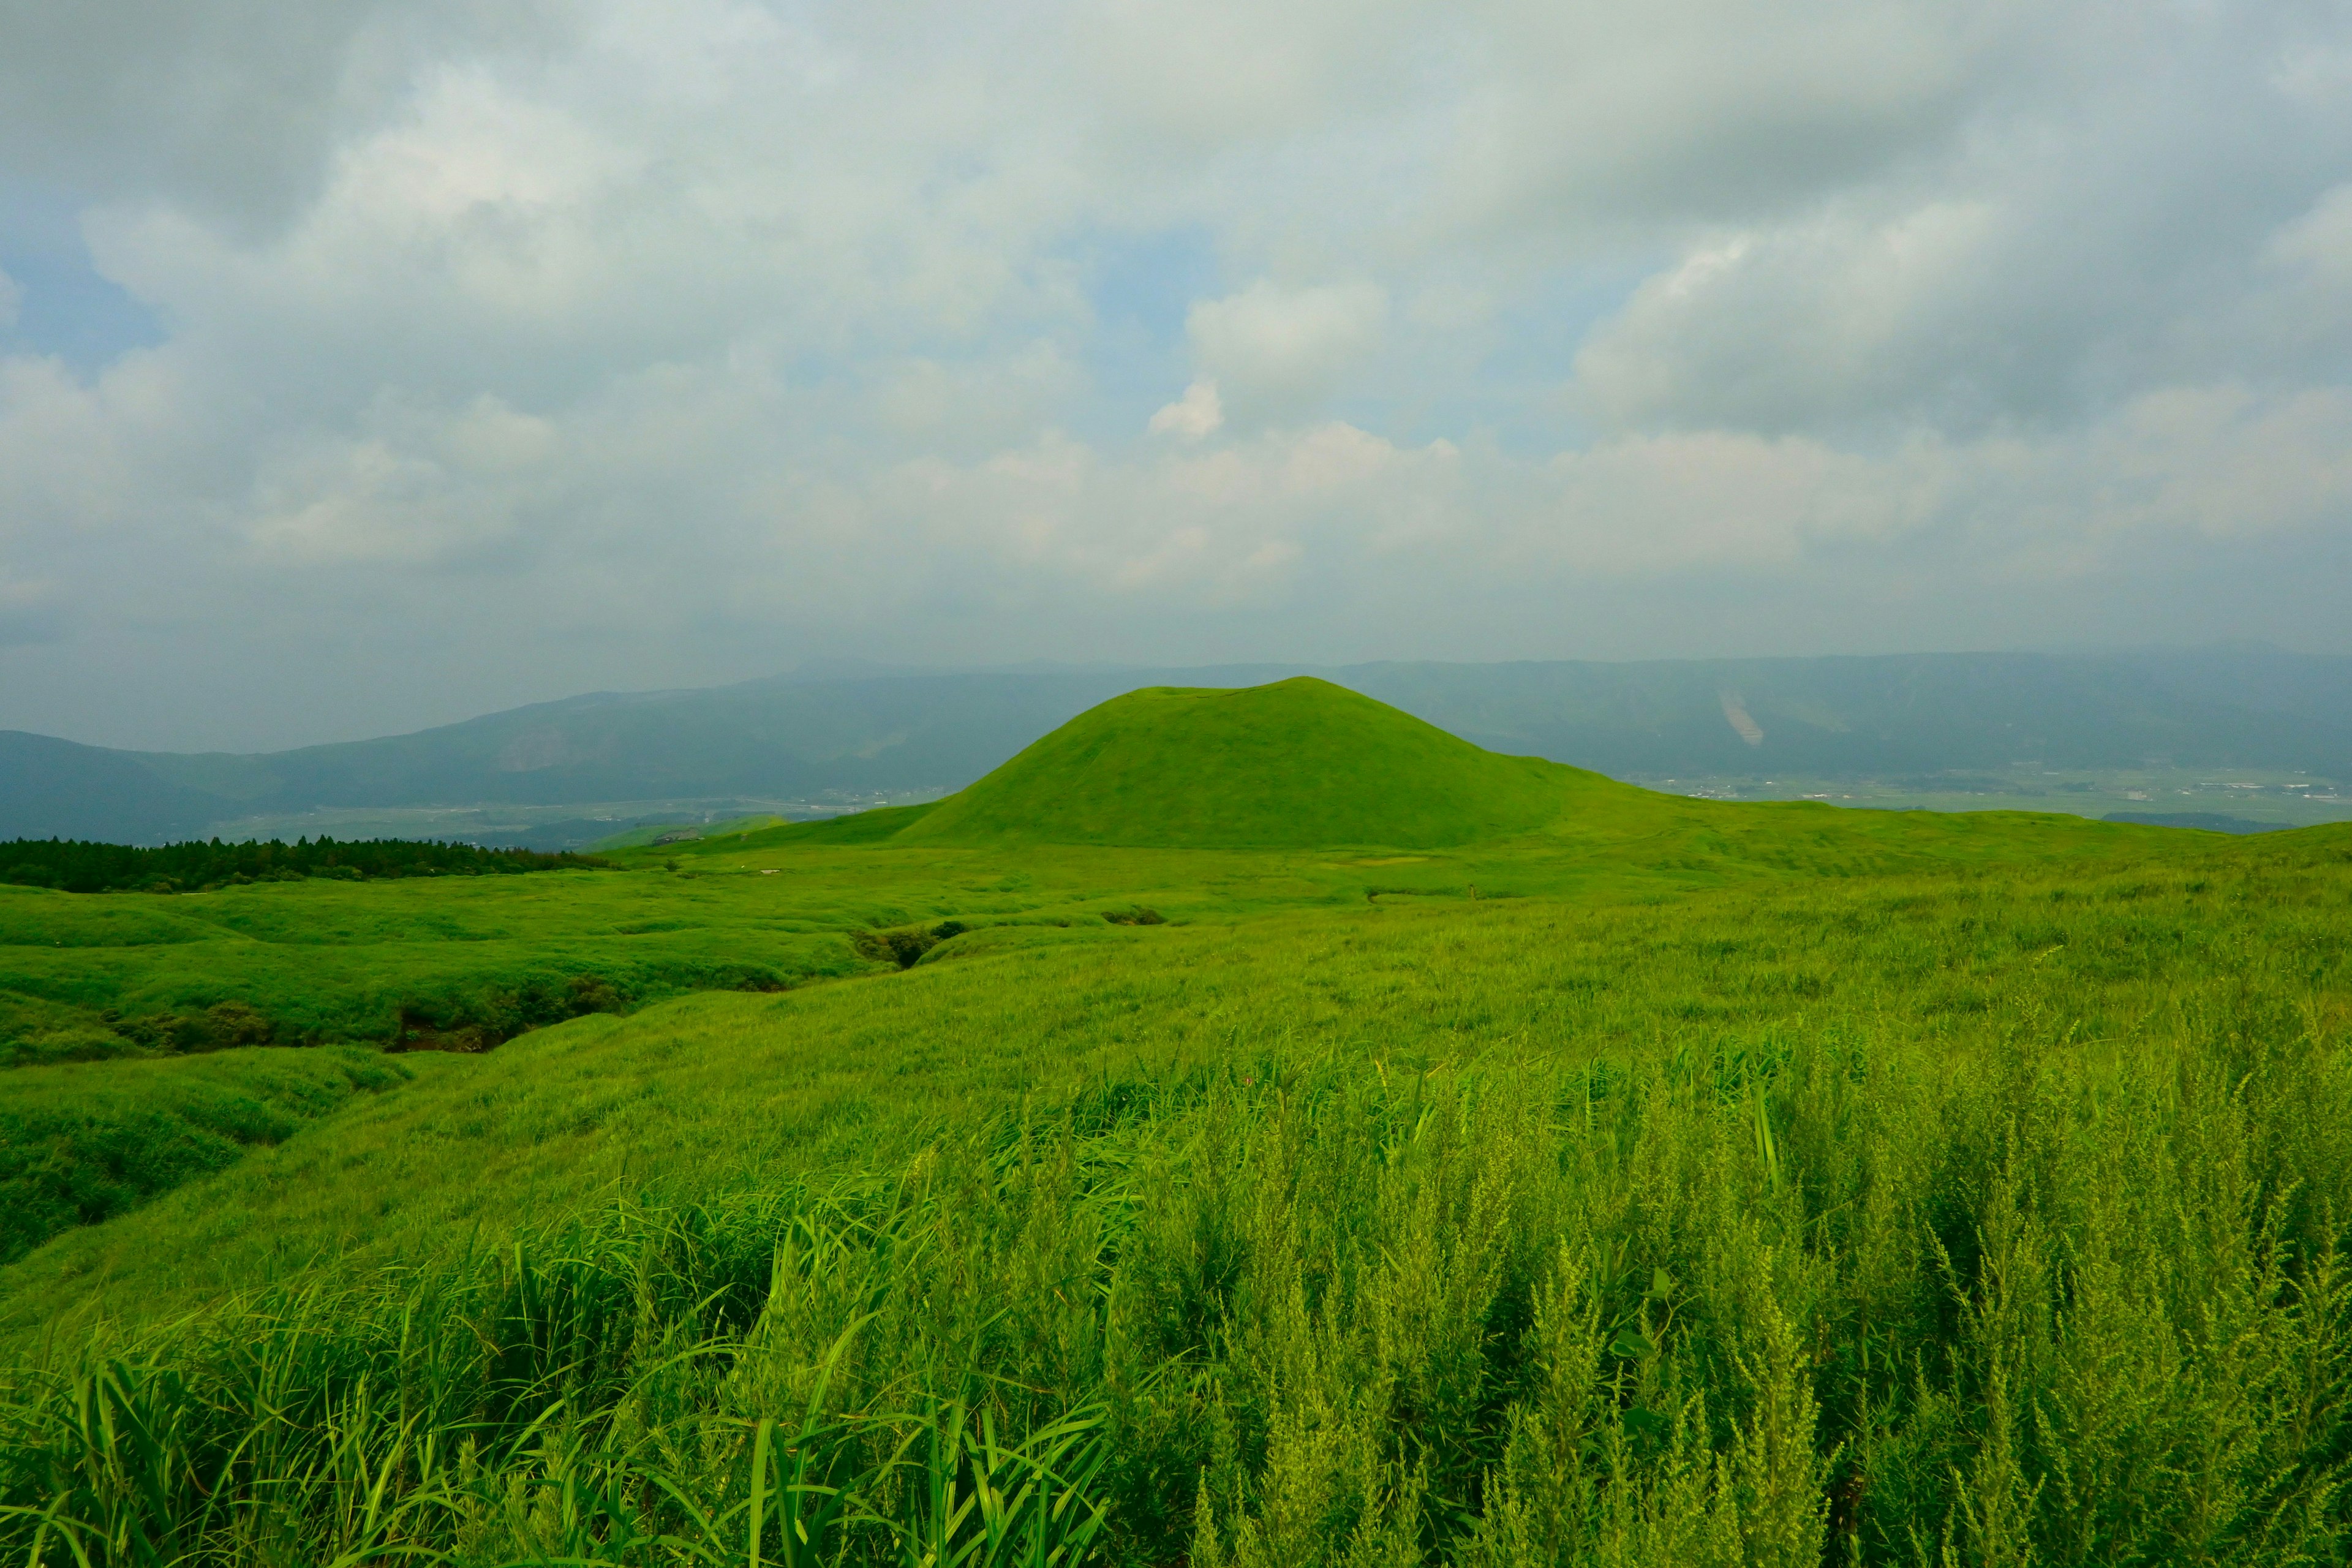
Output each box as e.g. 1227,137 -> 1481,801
1358,648 -> 2352,777
5,648 -> 2347,844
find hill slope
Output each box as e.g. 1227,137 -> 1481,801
902,677 -> 1616,848
0,732 -> 228,842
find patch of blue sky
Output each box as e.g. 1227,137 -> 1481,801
0,184 -> 166,371
1061,223 -> 1221,444
1295,258 -> 1657,457
1422,260 -> 1658,455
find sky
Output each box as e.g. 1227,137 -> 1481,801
3,1 -> 2351,752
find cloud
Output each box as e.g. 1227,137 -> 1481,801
1186,281 -> 1388,425
741,382 -> 2352,619
0,0 -> 2347,748
1559,4 -> 2352,436
0,268 -> 19,330
245,394 -> 565,567
2239,183 -> 2352,374
1437,0 -> 2016,233
1148,380 -> 1223,439
0,1 -> 575,228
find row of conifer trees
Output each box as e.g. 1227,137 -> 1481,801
0,836 -> 601,894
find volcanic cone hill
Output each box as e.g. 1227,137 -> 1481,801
896,677 -> 1632,849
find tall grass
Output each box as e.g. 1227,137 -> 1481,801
5,989 -> 2345,1564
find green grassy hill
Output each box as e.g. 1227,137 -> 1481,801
903,678 -> 1617,848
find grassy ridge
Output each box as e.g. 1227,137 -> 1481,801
583,814 -> 793,852
0,829 -> 2345,1563
0,679 -> 2228,1076
0,1048 -> 434,1264
0,870 -> 884,1061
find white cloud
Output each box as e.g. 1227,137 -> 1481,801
774,383 -> 2352,615
0,0 -> 574,226
1186,281 -> 1389,425
0,350 -> 214,533
2240,183 -> 2352,369
244,393 -> 565,566
1148,379 -> 1223,439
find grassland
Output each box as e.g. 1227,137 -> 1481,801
1,680 -> 2348,1566
0,706 -> 2289,1298
0,699 -> 2168,1068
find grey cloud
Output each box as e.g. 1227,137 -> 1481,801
0,0 -> 573,228
1439,0 -> 2018,235
1566,4 -> 2352,435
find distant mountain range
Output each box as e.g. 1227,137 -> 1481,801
5,646 -> 2348,845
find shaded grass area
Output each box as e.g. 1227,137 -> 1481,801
0,1048 -> 435,1265
0,991 -> 134,1069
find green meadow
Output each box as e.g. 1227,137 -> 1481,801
1,679 -> 2347,1566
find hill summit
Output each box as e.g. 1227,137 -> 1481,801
900,677 -> 1611,848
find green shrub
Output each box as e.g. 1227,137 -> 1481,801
853,920 -> 969,969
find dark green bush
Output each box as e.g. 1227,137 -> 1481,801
853,920 -> 968,969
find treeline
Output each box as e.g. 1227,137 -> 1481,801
0,836 -> 607,894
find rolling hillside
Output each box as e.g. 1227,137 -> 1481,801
3,673 -> 2350,1565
